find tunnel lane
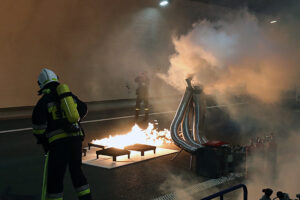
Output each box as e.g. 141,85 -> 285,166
0,102 -> 249,134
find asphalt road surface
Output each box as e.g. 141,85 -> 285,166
0,108 -> 210,200
2,99 -> 298,200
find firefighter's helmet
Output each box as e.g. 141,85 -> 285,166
38,68 -> 59,89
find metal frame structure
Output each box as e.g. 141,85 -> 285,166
200,184 -> 248,200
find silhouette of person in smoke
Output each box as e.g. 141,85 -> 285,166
276,191 -> 290,200
260,188 -> 273,200
134,71 -> 150,122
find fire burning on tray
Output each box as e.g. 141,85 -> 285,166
91,123 -> 172,149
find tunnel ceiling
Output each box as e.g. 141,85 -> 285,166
188,0 -> 295,14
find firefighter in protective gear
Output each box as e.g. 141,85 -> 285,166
32,68 -> 92,200
135,72 -> 150,121
259,188 -> 273,200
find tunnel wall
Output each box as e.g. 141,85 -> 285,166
0,0 -> 231,108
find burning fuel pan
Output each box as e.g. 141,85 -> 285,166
96,147 -> 131,161
124,144 -> 156,156
88,142 -> 105,150
82,147 -> 179,169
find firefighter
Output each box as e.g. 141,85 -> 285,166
32,68 -> 92,200
259,188 -> 273,200
135,71 -> 150,121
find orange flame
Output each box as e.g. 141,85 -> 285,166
91,123 -> 172,149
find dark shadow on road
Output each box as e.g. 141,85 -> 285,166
0,187 -> 38,200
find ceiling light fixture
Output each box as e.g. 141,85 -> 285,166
159,0 -> 169,7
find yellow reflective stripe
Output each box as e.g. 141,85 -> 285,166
144,108 -> 149,110
42,89 -> 51,94
42,153 -> 49,200
42,79 -> 57,86
43,80 -> 49,84
48,104 -> 61,120
46,198 -> 63,200
48,132 -> 83,143
78,188 -> 91,197
33,129 -> 46,135
49,133 -> 69,143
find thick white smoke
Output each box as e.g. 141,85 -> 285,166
159,11 -> 300,103
158,9 -> 300,199
244,131 -> 300,199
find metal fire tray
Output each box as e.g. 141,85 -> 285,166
96,147 -> 131,161
88,142 -> 105,150
124,144 -> 156,156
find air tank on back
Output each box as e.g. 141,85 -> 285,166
56,84 -> 80,124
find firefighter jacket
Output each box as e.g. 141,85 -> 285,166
135,75 -> 149,97
32,83 -> 87,149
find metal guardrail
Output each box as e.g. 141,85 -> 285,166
153,174 -> 243,200
201,184 -> 248,200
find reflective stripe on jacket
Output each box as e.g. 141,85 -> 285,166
32,84 -> 87,145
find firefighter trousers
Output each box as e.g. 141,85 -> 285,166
135,95 -> 149,120
46,137 -> 92,200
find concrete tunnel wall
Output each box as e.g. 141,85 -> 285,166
0,0 -> 230,108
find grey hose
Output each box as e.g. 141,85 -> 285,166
193,87 -> 208,144
170,87 -> 197,153
192,88 -> 206,144
182,100 -> 203,147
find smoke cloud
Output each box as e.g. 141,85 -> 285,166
158,6 -> 300,199
244,131 -> 300,199
159,173 -> 198,200
159,172 -> 217,200
159,10 -> 300,103
0,0 -> 177,108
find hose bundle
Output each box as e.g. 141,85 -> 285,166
170,79 -> 207,153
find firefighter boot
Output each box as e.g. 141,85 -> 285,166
144,108 -> 149,121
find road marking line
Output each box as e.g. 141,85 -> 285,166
0,111 -> 175,134
81,111 -> 175,124
0,102 -> 247,134
0,127 -> 33,134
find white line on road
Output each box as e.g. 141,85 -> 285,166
0,102 -> 248,134
0,111 -> 175,134
0,127 -> 33,134
80,110 -> 175,124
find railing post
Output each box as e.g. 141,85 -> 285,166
242,184 -> 248,200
